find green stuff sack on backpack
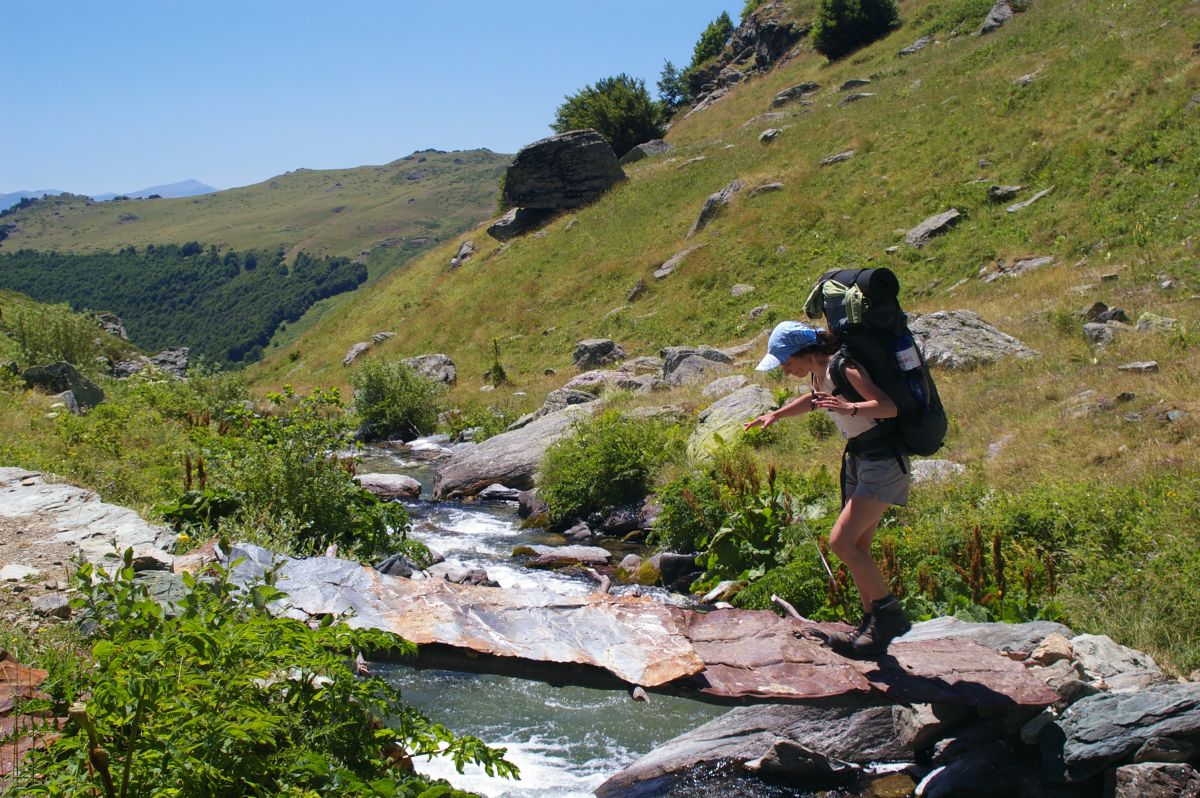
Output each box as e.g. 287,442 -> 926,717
803,267 -> 948,456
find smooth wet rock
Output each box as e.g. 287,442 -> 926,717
477,483 -> 521,502
356,473 -> 421,500
910,310 -> 1038,369
517,489 -> 548,520
513,544 -> 612,569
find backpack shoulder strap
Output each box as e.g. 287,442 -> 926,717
828,348 -> 863,402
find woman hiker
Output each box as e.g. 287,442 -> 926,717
744,320 -> 911,656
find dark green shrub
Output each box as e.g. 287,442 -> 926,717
812,0 -> 900,60
19,552 -> 516,796
540,411 -> 685,527
4,301 -> 104,369
652,471 -> 728,553
551,74 -> 665,159
734,545 -> 835,617
350,357 -> 444,440
691,11 -> 735,67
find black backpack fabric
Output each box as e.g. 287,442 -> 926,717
805,267 -> 947,457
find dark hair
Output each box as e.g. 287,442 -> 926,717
795,329 -> 840,356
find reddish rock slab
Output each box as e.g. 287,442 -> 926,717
675,613 -> 1058,707
679,609 -> 875,702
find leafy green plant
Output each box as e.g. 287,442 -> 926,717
351,358 -> 444,441
206,387 -> 410,560
540,410 -> 684,527
812,0 -> 899,60
550,74 -> 665,159
18,550 -> 517,797
4,301 -> 105,369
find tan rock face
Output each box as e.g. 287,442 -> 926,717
1032,632 -> 1075,665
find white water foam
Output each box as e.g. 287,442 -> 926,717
415,733 -> 632,798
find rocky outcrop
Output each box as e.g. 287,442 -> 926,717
149,347 -> 190,378
688,180 -> 742,238
573,338 -> 625,370
500,129 -> 625,212
596,702 -> 958,798
404,353 -> 457,385
654,244 -> 704,279
94,312 -> 127,339
0,468 -> 175,570
906,209 -> 962,247
448,240 -> 475,269
618,139 -> 672,165
910,310 -> 1038,369
23,361 -> 105,408
689,385 -> 776,458
432,405 -> 595,499
342,342 -> 372,367
486,207 -> 554,241
980,0 -> 1015,34
981,254 -> 1054,282
727,8 -> 809,71
1042,683 -> 1200,783
772,82 -> 819,108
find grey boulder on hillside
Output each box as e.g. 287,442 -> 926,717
22,361 -> 105,408
404,353 -> 457,386
433,405 -> 595,499
910,310 -> 1038,369
501,129 -> 625,212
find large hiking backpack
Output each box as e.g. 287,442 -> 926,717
803,267 -> 948,456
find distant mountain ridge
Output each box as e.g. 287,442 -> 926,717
0,179 -> 217,211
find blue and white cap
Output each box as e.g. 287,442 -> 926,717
755,321 -> 818,371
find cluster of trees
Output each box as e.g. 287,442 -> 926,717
0,244 -> 366,365
553,0 -> 899,158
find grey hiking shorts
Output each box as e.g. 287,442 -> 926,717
842,451 -> 910,507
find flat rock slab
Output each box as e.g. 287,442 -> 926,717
356,473 -> 421,499
227,542 -> 1063,708
681,611 -> 1058,707
512,544 -> 612,569
0,467 -> 175,569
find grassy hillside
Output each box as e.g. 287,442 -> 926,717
253,0 -> 1198,482
0,148 -> 509,268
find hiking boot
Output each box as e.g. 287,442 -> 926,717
852,599 -> 911,657
826,612 -> 871,653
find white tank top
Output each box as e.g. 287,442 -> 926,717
813,364 -> 878,440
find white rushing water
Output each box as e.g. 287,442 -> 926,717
358,443 -> 728,796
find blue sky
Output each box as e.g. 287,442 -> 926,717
2,1 -> 742,195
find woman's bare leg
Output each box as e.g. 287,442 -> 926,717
828,496 -> 891,609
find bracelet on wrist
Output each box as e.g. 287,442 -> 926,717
851,404 -> 858,416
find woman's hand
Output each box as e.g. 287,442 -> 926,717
744,411 -> 777,430
811,391 -> 855,415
